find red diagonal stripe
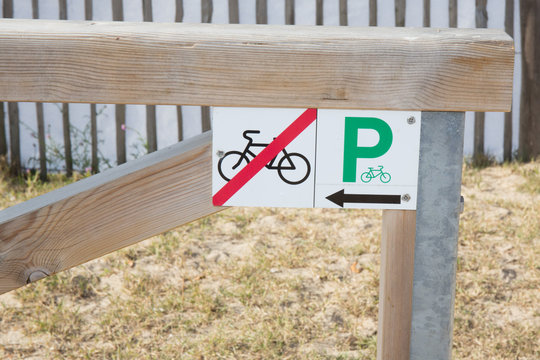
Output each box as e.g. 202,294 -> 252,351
213,108 -> 317,206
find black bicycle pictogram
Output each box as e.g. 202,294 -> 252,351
217,130 -> 311,185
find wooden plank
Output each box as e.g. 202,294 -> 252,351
142,0 -> 158,153
316,0 -> 323,26
112,0 -> 126,165
0,20 -> 515,112
33,0 -> 46,180
228,0 -> 239,24
146,104 -> 157,152
339,0 -> 347,26
0,132 -> 219,295
7,102 -> 20,176
370,0 -> 377,26
449,0 -> 457,28
256,0 -> 267,25
201,0 -> 213,23
377,210 -> 416,360
176,0 -> 184,143
115,104 -> 126,164
201,0 -> 213,132
2,1 -> 13,163
395,0 -> 405,27
474,0 -> 487,162
518,0 -> 540,160
0,102 -> 6,158
61,103 -> 73,177
503,0 -> 514,161
424,0 -> 430,27
35,102 -> 47,181
112,0 -> 123,21
285,0 -> 294,25
177,105 -> 183,141
90,104 -> 98,173
176,0 -> 183,23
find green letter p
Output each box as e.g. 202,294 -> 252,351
343,117 -> 393,182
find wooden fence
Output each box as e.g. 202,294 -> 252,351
0,0 -> 536,179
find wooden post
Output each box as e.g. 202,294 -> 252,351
0,102 -> 6,158
424,0 -> 431,27
339,0 -> 347,26
112,0 -> 127,164
228,0 -> 239,24
449,0 -> 457,28
201,0 -> 213,133
518,0 -> 540,161
8,102 -> 20,176
142,0 -> 158,153
256,0 -> 267,25
59,0 -> 73,176
503,0 -> 514,162
395,0 -> 406,27
176,0 -> 184,142
316,0 -> 323,26
377,210 -> 416,360
285,0 -> 294,25
36,103 -> 47,181
2,0 -> 13,166
32,0 -> 47,181
370,0 -> 377,26
85,0 -> 98,173
474,0 -> 488,163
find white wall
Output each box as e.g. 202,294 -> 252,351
2,0 -> 520,171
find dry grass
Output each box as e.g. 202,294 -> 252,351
0,161 -> 538,359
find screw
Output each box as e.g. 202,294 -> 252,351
216,150 -> 224,158
407,116 -> 416,125
402,194 -> 411,202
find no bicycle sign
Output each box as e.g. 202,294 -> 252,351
212,108 -> 421,210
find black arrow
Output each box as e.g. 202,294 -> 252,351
326,189 -> 401,207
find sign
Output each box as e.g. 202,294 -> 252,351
212,108 -> 421,210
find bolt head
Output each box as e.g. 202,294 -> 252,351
216,150 -> 224,158
407,116 -> 416,125
402,194 -> 411,202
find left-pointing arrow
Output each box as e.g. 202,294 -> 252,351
326,189 -> 401,207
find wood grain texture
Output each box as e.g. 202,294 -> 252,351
0,20 -> 514,112
0,132 -> 219,295
377,210 -> 416,360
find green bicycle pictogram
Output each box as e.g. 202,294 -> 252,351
360,165 -> 391,183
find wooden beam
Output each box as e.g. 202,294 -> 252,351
0,132 -> 219,295
377,210 -> 416,360
503,0 -> 514,162
0,20 -> 514,112
474,0 -> 488,162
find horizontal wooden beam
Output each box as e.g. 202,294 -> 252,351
0,132 -> 219,294
0,19 -> 513,112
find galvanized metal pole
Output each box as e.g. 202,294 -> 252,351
409,111 -> 465,360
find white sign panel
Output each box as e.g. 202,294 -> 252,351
212,108 -> 421,210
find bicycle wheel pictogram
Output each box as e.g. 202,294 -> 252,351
277,153 -> 311,185
218,151 -> 250,182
